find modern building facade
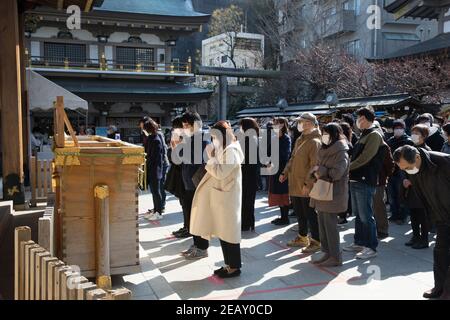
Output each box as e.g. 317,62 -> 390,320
24,0 -> 212,143
276,0 -> 439,63
199,32 -> 265,86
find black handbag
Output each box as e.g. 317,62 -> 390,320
192,164 -> 207,188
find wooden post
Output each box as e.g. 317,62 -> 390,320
14,227 -> 31,300
24,243 -> 39,300
68,276 -> 88,300
41,257 -> 58,300
47,260 -> 64,300
86,288 -> 107,300
55,96 -> 65,148
35,251 -> 51,300
29,247 -> 45,300
107,288 -> 132,300
38,216 -> 52,252
77,282 -> 97,300
94,184 -> 111,290
0,0 -> 25,205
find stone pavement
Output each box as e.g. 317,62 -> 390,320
115,190 -> 436,300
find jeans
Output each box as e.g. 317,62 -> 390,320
160,164 -> 169,209
149,177 -> 163,213
351,182 -> 378,251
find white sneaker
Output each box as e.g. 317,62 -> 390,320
355,247 -> 377,260
343,243 -> 365,252
146,212 -> 163,221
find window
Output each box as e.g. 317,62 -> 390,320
159,53 -> 165,63
116,46 -> 154,70
209,58 -> 214,66
235,38 -> 262,51
44,42 -> 86,64
221,55 -> 228,63
343,0 -> 360,15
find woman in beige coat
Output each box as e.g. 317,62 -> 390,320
188,121 -> 244,278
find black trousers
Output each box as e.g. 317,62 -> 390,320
292,196 -> 320,241
241,185 -> 257,230
434,223 -> 450,293
193,235 -> 209,250
149,177 -> 163,213
280,206 -> 289,220
220,239 -> 241,269
181,190 -> 195,231
410,208 -> 429,241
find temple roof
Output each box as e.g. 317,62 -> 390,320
93,0 -> 209,18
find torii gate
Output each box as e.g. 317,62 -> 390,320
195,66 -> 281,120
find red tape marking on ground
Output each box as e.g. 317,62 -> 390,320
207,275 -> 225,286
200,276 -> 365,300
150,221 -> 161,226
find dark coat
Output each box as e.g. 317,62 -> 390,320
426,129 -> 445,152
145,134 -> 164,181
181,131 -> 209,191
408,148 -> 450,224
387,134 -> 414,176
310,139 -> 350,213
378,143 -> 395,187
241,136 -> 259,195
269,134 -> 291,195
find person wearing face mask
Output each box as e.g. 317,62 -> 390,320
310,123 -> 349,267
386,119 -> 414,225
400,124 -> 432,249
281,113 -> 322,253
441,123 -> 450,154
237,118 -> 260,231
268,117 -> 292,226
394,145 -> 450,300
344,107 -> 386,260
416,113 -> 445,152
188,121 -> 244,278
178,111 -> 210,256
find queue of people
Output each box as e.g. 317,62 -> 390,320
139,109 -> 450,295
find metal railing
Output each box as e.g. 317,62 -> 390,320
25,52 -> 192,74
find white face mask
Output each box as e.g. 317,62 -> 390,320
356,118 -> 363,130
394,129 -> 404,137
411,134 -> 421,145
297,123 -> 304,132
405,167 -> 419,175
321,134 -> 330,145
273,124 -> 282,134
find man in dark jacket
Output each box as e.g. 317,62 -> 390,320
177,112 -> 209,254
394,145 -> 450,300
344,107 -> 385,260
386,119 -> 414,224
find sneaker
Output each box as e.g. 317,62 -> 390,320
180,245 -> 196,257
184,247 -> 208,260
146,212 -> 162,221
355,247 -> 377,260
216,267 -> 241,279
302,238 -> 321,254
343,243 -> 365,252
287,235 -> 309,248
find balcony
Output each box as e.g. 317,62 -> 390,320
322,10 -> 357,39
25,53 -> 193,78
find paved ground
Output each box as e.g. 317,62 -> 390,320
115,190 -> 436,300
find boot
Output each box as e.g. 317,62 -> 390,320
302,237 -> 321,254
287,235 -> 309,248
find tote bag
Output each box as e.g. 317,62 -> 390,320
309,179 -> 333,201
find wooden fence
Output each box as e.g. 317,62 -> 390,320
30,156 -> 53,204
14,226 -> 131,300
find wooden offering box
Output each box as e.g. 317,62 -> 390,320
54,135 -> 144,276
